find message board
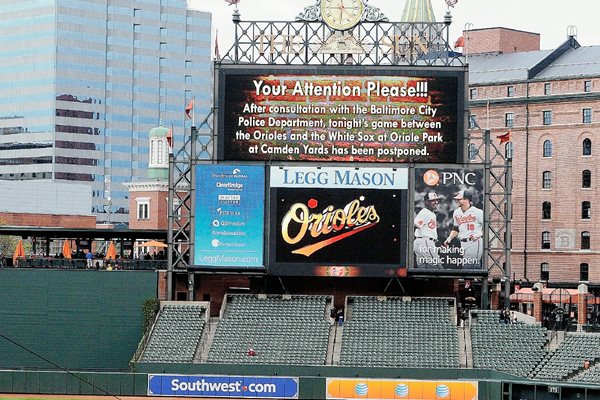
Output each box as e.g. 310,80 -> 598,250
194,165 -> 265,269
411,166 -> 485,273
269,166 -> 408,277
217,66 -> 465,163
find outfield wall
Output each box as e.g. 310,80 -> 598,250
0,368 -> 599,400
0,269 -> 157,371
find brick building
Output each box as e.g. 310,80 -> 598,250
467,30 -> 600,291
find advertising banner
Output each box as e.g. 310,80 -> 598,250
326,378 -> 478,400
194,165 -> 265,268
411,167 -> 485,273
217,66 -> 464,164
148,374 -> 298,398
269,166 -> 408,277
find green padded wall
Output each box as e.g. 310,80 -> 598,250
0,269 -> 156,370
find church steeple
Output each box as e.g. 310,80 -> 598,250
401,0 -> 436,23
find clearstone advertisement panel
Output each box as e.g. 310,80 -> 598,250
194,165 -> 265,268
217,66 -> 465,163
411,166 -> 485,273
269,166 -> 408,277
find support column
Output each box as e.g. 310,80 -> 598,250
578,284 -> 589,329
533,282 -> 543,323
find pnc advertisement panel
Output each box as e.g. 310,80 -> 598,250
194,165 -> 265,268
148,374 -> 298,398
411,166 -> 485,273
269,166 -> 408,277
217,66 -> 465,163
326,378 -> 478,400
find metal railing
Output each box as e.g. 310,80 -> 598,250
4,257 -> 166,270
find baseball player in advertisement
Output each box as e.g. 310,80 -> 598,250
443,189 -> 484,269
413,167 -> 485,271
414,191 -> 443,269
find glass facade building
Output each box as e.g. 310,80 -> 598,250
0,0 -> 211,224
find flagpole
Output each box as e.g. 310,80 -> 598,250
192,96 -> 195,127
486,100 -> 490,130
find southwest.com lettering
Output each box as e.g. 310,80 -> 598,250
148,374 -> 299,398
171,378 -> 275,394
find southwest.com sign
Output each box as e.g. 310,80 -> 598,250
148,374 -> 299,398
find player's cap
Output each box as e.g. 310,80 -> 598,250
453,190 -> 471,200
424,191 -> 441,201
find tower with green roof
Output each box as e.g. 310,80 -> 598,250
401,0 -> 437,23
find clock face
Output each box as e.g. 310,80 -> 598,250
321,0 -> 364,31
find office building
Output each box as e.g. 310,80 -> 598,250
0,0 -> 211,225
468,29 -> 600,290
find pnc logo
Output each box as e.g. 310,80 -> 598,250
423,169 -> 440,186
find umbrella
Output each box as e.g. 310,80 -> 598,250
138,240 -> 168,248
62,240 -> 72,259
105,241 -> 117,260
12,239 -> 25,263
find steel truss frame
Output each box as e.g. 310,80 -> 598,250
167,11 -> 509,307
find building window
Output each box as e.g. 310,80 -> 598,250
581,231 -> 591,250
468,143 -> 478,160
542,171 -> 552,189
160,27 -> 167,37
185,60 -> 192,69
583,138 -> 592,156
541,263 -> 550,281
543,140 -> 553,157
505,142 -> 514,159
582,201 -> 591,220
507,86 -> 514,97
543,110 -> 552,125
133,8 -> 140,17
584,80 -> 592,93
505,112 -> 514,128
582,170 -> 591,188
583,108 -> 592,124
542,201 -> 551,220
580,263 -> 589,281
160,42 -> 167,51
137,199 -> 150,220
470,88 -> 477,100
469,114 -> 478,129
542,231 -> 550,249
544,83 -> 551,95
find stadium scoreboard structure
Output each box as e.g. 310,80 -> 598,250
181,0 -> 492,279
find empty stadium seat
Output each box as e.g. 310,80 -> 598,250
207,294 -> 331,366
339,297 -> 459,368
139,303 -> 206,363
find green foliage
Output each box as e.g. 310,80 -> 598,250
0,218 -> 18,258
142,298 -> 160,335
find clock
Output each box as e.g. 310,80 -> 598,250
321,0 -> 364,31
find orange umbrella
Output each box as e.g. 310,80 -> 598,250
62,240 -> 72,259
12,239 -> 25,263
138,240 -> 168,248
105,241 -> 117,260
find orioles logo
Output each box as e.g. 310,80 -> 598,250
281,197 -> 379,256
423,169 -> 440,186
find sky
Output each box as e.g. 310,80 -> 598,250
191,0 -> 600,56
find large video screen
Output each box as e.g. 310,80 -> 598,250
217,66 -> 465,163
269,166 -> 408,277
194,165 -> 265,269
411,166 -> 485,274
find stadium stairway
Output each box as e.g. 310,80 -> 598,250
195,317 -> 219,362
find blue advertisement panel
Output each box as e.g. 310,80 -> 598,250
194,165 -> 265,268
148,374 -> 299,398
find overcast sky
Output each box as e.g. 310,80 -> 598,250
191,0 -> 599,56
